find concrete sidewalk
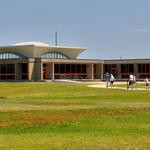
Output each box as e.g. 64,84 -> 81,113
87,82 -> 149,90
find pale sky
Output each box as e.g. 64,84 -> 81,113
0,0 -> 150,59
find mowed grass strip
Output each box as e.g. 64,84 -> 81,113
1,134 -> 150,150
0,82 -> 150,101
0,82 -> 150,149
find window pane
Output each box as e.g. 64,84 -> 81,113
0,52 -> 24,59
42,52 -> 69,59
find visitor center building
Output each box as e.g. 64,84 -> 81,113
0,41 -> 150,81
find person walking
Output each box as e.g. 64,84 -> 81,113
110,74 -> 115,87
144,77 -> 149,90
128,73 -> 134,89
105,72 -> 110,88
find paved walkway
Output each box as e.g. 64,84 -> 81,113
87,82 -> 149,90
52,79 -> 149,91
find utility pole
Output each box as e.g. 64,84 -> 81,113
55,32 -> 57,46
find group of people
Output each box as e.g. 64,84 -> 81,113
128,73 -> 137,89
104,72 -> 149,89
105,72 -> 115,88
128,73 -> 149,90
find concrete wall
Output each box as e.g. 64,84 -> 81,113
94,64 -> 103,79
86,64 -> 94,80
28,61 -> 35,80
48,63 -> 54,80
86,63 -> 104,80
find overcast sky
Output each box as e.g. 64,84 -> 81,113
0,0 -> 150,59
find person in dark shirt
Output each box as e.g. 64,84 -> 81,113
105,72 -> 110,88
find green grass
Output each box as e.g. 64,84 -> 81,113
0,82 -> 150,149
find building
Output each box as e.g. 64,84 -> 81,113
104,59 -> 150,79
0,42 -> 103,81
0,41 -> 150,81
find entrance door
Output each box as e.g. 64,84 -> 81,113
43,64 -> 48,79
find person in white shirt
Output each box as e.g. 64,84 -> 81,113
110,74 -> 115,87
128,73 -> 134,89
129,74 -> 134,82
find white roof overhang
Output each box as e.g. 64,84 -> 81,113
0,42 -> 86,59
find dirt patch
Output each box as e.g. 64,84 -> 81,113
68,107 -> 150,116
0,111 -> 78,128
1,107 -> 150,128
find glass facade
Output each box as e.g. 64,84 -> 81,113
138,64 -> 150,78
104,64 -> 134,79
0,63 -> 29,80
0,52 -> 24,59
54,64 -> 87,79
21,63 -> 28,80
0,64 -> 15,80
121,64 -> 134,78
42,52 -> 69,59
104,64 -> 117,77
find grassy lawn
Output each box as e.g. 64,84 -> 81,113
0,82 -> 150,149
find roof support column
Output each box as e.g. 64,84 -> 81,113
28,58 -> 42,81
48,62 -> 54,80
91,64 -> 94,80
35,58 -> 42,81
100,63 -> 104,79
117,64 -> 121,79
94,63 -> 103,79
28,60 -> 34,81
86,64 -> 94,80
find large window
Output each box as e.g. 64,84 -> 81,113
41,52 -> 69,59
138,64 -> 150,78
54,64 -> 87,79
0,52 -> 25,59
121,64 -> 134,78
21,63 -> 28,80
0,64 -> 15,80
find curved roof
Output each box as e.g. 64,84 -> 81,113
0,41 -> 86,59
13,41 -> 50,47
